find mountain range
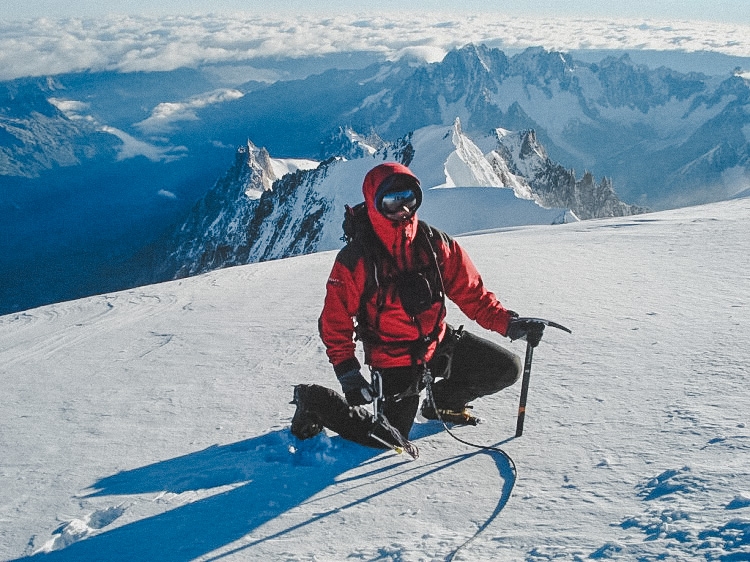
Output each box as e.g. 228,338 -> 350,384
149,119 -> 640,282
1,44 -> 749,314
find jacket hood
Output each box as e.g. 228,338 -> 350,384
362,162 -> 421,264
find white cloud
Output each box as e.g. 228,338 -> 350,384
47,98 -> 89,114
392,46 -> 448,64
158,189 -> 178,199
47,98 -> 98,124
100,125 -> 187,162
135,88 -> 244,134
47,96 -> 188,161
1,13 -> 750,81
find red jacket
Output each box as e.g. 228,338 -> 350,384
319,162 -> 515,376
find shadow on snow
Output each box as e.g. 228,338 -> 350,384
15,424 -> 515,561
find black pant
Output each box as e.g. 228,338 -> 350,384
306,326 -> 521,447
429,325 -> 522,410
378,325 -> 521,438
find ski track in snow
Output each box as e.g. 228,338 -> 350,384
1,199 -> 749,561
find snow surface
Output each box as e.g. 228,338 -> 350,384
269,158 -> 320,181
419,188 -> 572,235
1,197 -> 749,561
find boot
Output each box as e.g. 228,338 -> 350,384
290,384 -> 323,440
420,402 -> 480,426
291,384 -> 418,458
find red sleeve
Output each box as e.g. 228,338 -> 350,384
438,235 -> 514,336
318,251 -> 366,374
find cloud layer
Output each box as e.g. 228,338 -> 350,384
2,13 -> 750,81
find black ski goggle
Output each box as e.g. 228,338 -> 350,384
375,174 -> 422,221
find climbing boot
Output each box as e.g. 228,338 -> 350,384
290,384 -> 323,440
420,402 -> 480,426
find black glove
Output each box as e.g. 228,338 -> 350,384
337,368 -> 374,406
506,317 -> 546,348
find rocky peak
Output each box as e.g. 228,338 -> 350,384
519,129 -> 548,162
508,47 -> 576,85
441,43 -> 509,76
236,140 -> 276,197
489,127 -> 645,219
319,126 -> 385,160
426,44 -> 508,100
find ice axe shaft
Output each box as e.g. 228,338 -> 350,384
515,341 -> 534,438
513,317 -> 571,438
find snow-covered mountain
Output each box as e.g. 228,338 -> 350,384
482,127 -> 643,220
2,45 -> 749,315
0,77 -> 119,177
152,141 -> 323,279
2,196 -> 748,561
153,118 -> 638,281
342,44 -> 750,209
4,45 -> 748,208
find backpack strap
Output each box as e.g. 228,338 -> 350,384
352,219 -> 447,366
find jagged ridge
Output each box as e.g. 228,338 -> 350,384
157,119 -> 641,280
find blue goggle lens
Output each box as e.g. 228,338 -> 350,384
379,189 -> 419,218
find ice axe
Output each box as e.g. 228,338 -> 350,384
511,318 -> 572,438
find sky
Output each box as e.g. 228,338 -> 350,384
3,0 -> 749,23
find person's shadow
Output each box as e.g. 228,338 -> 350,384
14,424 -> 514,561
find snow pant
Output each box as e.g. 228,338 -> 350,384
428,325 -> 522,411
305,325 -> 521,448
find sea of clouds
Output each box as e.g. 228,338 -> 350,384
2,13 -> 750,81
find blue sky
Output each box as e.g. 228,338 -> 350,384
4,0 -> 749,24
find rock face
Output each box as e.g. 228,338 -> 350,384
157,141 -> 330,279
0,77 -> 118,178
490,128 -> 646,220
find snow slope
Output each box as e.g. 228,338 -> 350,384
1,197 -> 749,561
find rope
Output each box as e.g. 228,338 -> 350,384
424,376 -> 518,562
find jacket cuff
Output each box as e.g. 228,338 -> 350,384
333,357 -> 361,377
497,309 -> 516,337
